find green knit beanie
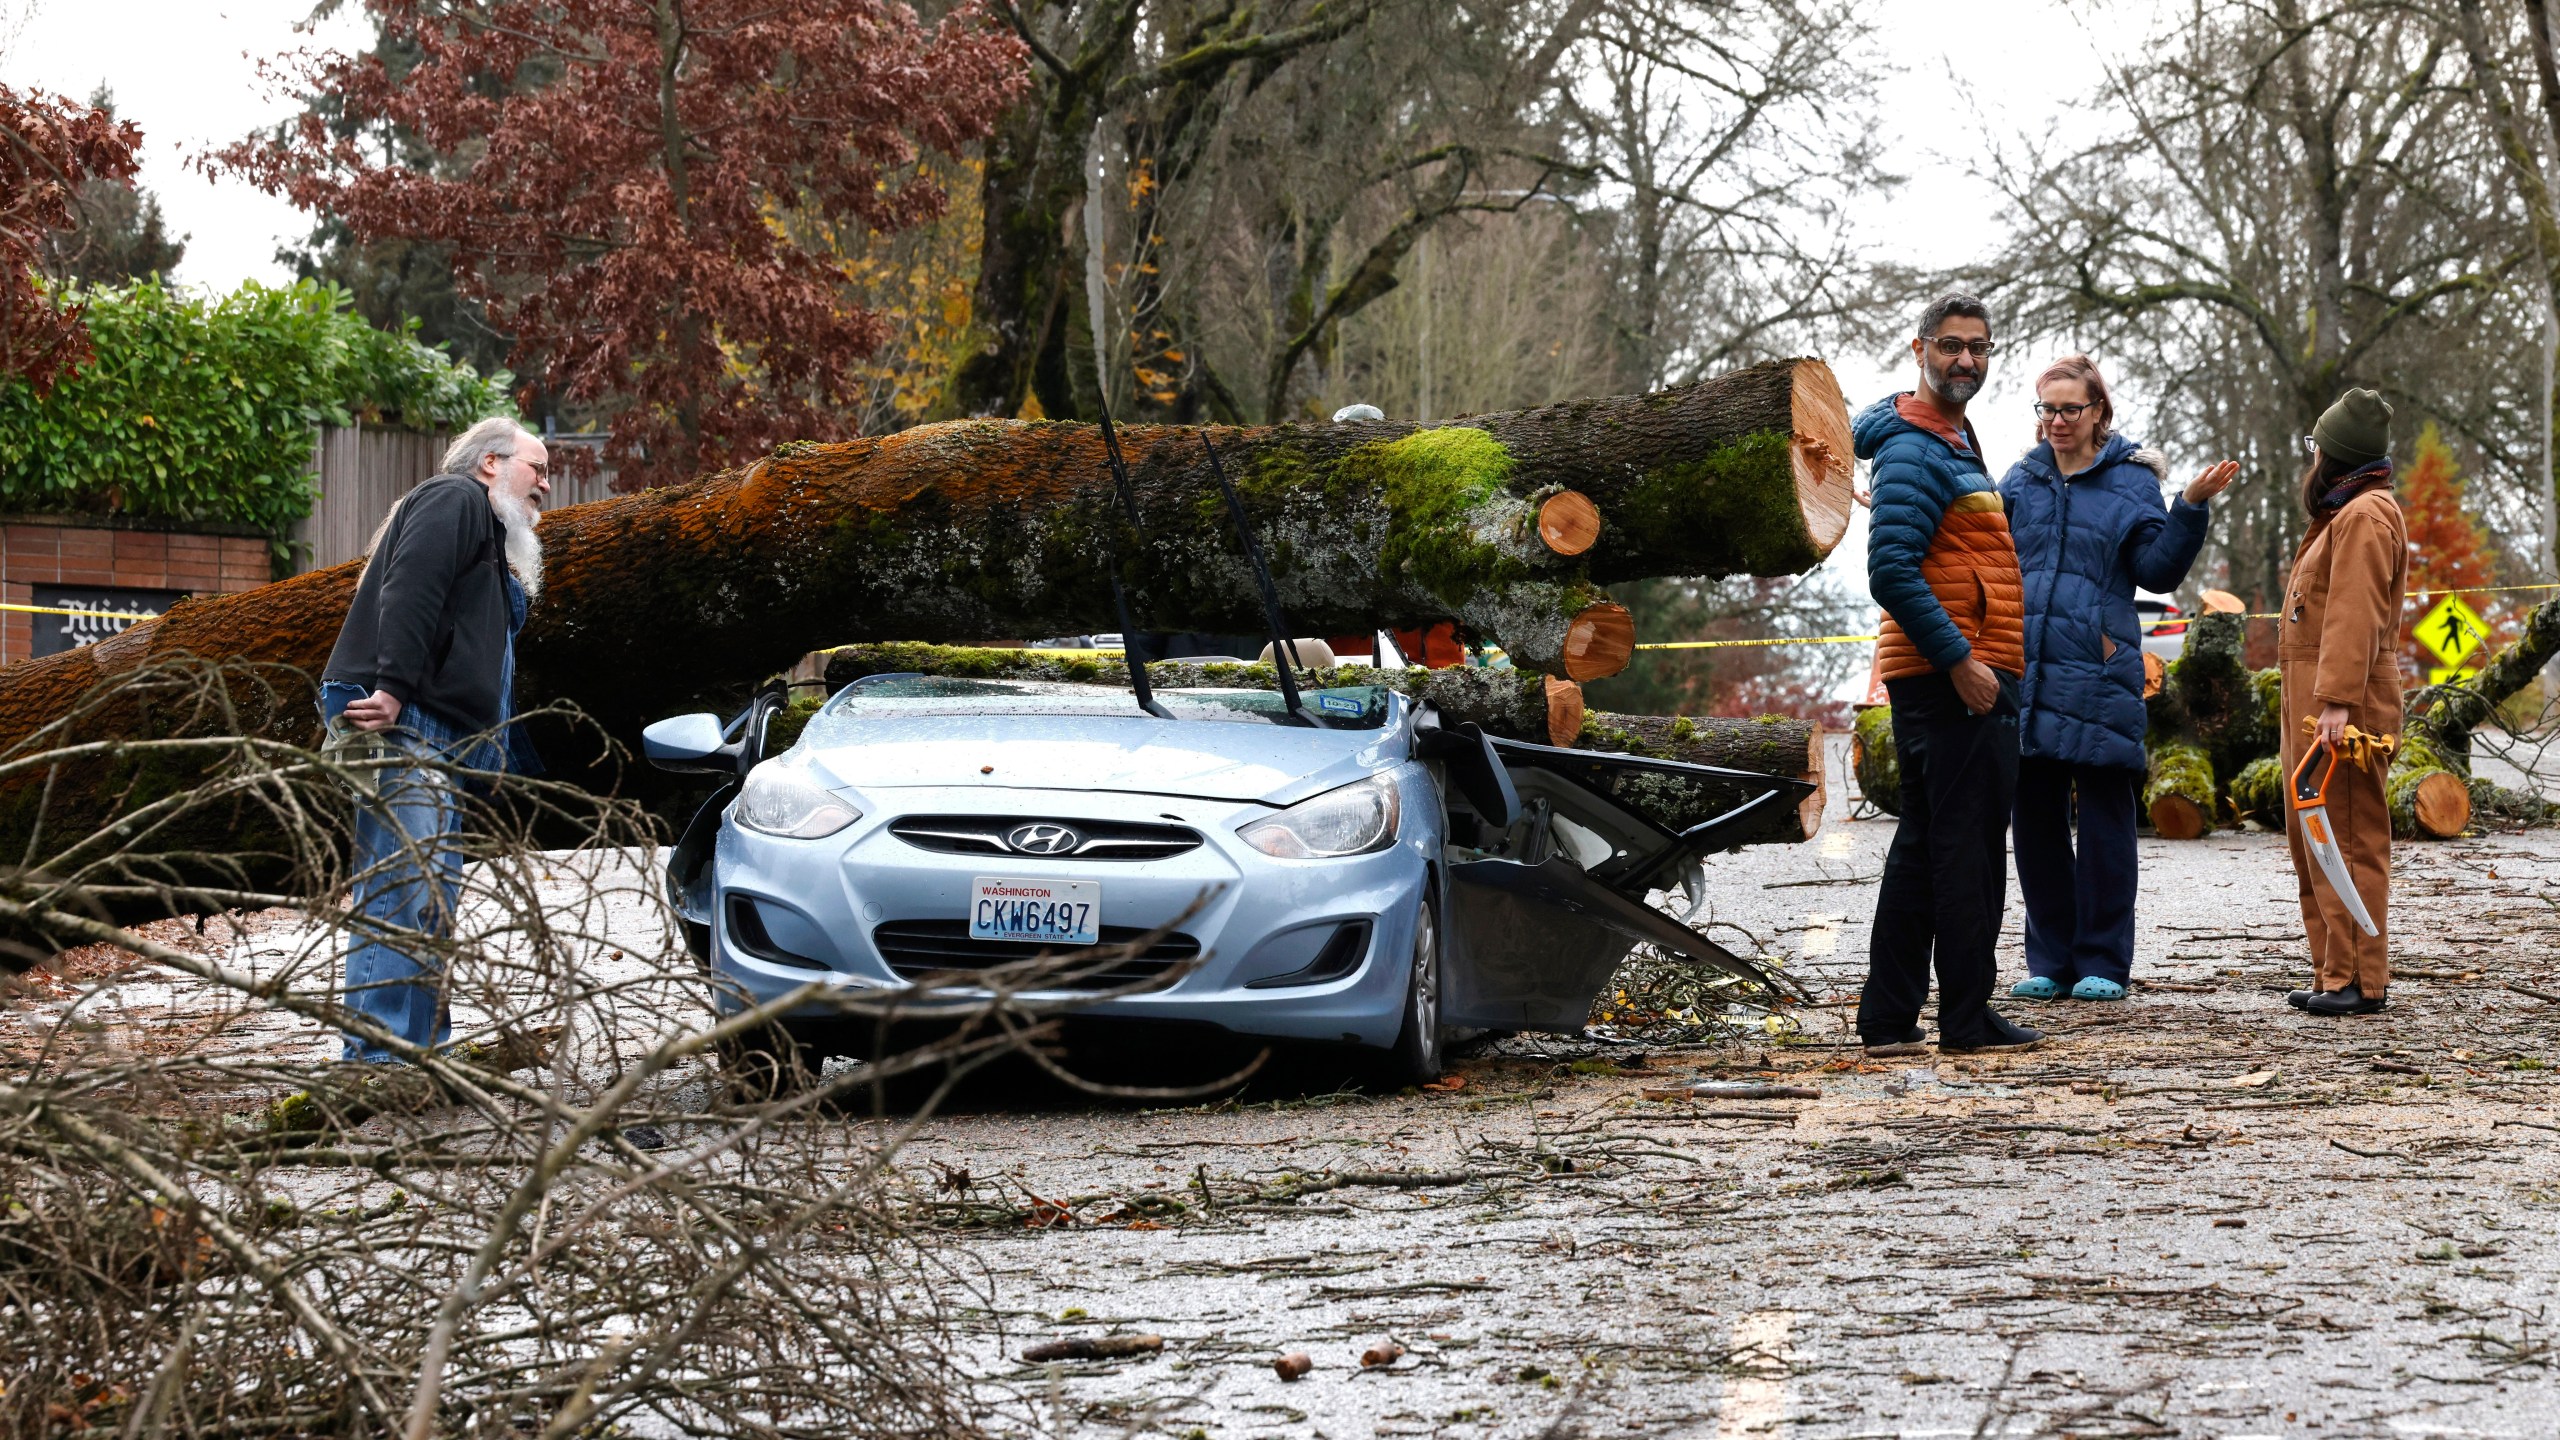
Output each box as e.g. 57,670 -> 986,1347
2312,388 -> 2393,466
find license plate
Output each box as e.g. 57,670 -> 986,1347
969,877 -> 1100,946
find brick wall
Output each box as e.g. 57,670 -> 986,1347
1,518 -> 270,665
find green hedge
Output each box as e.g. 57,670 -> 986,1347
0,278 -> 514,534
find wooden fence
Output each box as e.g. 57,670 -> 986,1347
291,424 -> 617,574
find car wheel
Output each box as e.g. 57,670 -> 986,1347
1382,896 -> 1444,1086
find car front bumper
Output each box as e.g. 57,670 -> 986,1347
701,774 -> 1436,1049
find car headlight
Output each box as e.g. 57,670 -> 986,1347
732,761 -> 862,839
1240,774 -> 1400,858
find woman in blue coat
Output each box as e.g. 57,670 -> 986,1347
2001,355 -> 2238,1001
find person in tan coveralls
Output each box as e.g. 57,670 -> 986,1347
2278,389 -> 2406,1017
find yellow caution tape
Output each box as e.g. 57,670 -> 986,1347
1635,634 -> 1882,651
0,601 -> 173,620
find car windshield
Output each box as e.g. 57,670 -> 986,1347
806,676 -> 1395,731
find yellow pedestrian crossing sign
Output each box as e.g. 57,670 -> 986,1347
2415,594 -> 2488,668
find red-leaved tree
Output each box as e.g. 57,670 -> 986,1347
219,1 -> 1026,488
2399,421 -> 2503,670
0,85 -> 143,393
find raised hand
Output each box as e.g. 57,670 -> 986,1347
2183,460 -> 2240,505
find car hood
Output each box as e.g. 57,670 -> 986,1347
796,713 -> 1405,807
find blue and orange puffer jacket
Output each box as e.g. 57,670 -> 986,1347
1857,393 -> 2026,684
2000,432 -> 2209,772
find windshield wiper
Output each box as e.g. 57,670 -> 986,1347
1202,434 -> 1324,727
1093,404 -> 1173,719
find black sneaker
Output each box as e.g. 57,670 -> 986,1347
2302,985 -> 2386,1016
1862,1024 -> 1930,1058
1939,1012 -> 2047,1053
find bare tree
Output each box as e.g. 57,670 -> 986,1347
1566,0 -> 1885,391
1972,0 -> 2536,608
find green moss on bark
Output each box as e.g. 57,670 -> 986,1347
1852,705 -> 1899,816
1338,426 -> 1528,607
1615,431 -> 1808,575
2143,740 -> 2216,835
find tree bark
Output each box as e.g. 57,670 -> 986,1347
2143,739 -> 2216,839
0,358 -> 1852,764
1851,705 -> 1898,817
817,643 -> 1826,843
2227,754 -> 2284,827
2387,732 -> 2475,840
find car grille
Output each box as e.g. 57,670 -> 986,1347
887,815 -> 1203,861
871,921 -> 1201,990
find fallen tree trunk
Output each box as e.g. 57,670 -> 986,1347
0,357 -> 1854,761
2401,595 -> 2560,831
816,644 -> 1827,844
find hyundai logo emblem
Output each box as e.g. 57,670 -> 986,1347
1006,823 -> 1082,855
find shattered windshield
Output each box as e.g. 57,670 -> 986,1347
807,676 -> 1394,731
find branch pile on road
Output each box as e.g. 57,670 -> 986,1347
0,657 -> 1201,1435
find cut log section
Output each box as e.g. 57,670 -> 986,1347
2388,731 -> 2475,840
1542,676 -> 1584,748
1536,490 -> 1601,556
0,358 -> 1857,761
816,644 -> 1826,843
2144,739 -> 2215,839
1851,705 -> 1899,817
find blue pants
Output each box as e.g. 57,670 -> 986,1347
2012,757 -> 2141,987
1860,671 -> 2019,1046
321,683 -> 472,1064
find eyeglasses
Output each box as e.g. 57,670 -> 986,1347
2033,401 -> 2096,421
519,457 -> 550,480
1924,335 -> 1997,359
2299,434 -> 2320,458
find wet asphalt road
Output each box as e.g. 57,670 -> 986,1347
913,739 -> 2560,1439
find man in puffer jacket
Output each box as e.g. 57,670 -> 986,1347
2000,354 -> 2235,1003
1856,293 -> 2044,1054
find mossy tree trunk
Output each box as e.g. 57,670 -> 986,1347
0,360 -> 1855,765
1851,705 -> 1899,817
2386,730 -> 2475,839
2143,738 -> 2217,839
2400,596 -> 2560,829
2227,754 -> 2284,826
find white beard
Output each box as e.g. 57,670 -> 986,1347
490,490 -> 545,599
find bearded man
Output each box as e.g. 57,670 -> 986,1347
317,417 -> 550,1067
1852,294 -> 2044,1057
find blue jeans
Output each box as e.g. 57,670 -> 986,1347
320,682 -> 476,1064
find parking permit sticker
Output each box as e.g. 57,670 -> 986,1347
1316,692 -> 1365,716
969,877 -> 1100,946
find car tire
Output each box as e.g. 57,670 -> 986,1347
1380,895 -> 1445,1086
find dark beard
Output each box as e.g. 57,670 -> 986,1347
1925,354 -> 1982,405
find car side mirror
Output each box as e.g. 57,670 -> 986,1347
642,712 -> 738,774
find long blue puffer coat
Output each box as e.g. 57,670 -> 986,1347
1999,432 -> 2210,772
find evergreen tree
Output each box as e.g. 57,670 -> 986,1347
39,88 -> 183,286
2399,422 -> 2503,669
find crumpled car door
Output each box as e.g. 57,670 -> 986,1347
1426,720 -> 1812,1033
